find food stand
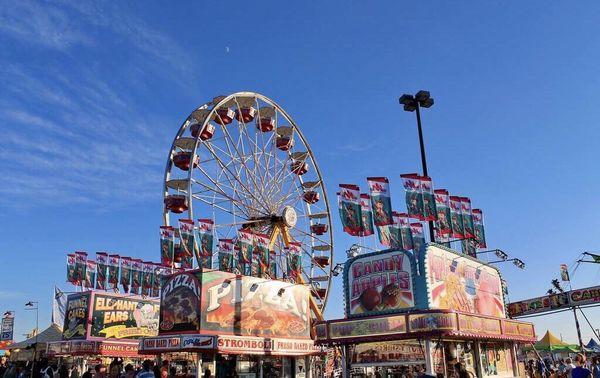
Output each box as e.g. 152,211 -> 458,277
139,269 -> 320,377
47,291 -> 159,369
315,244 -> 536,378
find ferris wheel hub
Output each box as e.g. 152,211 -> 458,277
282,206 -> 297,228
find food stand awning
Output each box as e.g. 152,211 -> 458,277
315,310 -> 537,346
525,330 -> 581,353
7,324 -> 62,350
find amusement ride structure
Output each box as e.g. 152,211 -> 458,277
161,92 -> 334,321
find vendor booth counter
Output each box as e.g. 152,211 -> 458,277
140,269 -> 320,378
315,244 -> 536,378
46,291 -> 160,368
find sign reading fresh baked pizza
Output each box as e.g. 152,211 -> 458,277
63,293 -> 90,340
90,294 -> 159,339
160,271 -> 201,333
425,245 -> 505,317
344,250 -> 415,317
200,271 -> 310,339
351,340 -> 425,365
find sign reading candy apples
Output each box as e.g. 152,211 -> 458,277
345,250 -> 415,317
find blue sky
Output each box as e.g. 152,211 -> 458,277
1,1 -> 600,344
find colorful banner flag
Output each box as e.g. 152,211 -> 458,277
52,287 -> 66,331
434,224 -> 451,246
120,257 -> 132,292
96,252 -> 108,290
434,189 -> 452,237
130,259 -> 143,294
218,239 -> 234,273
83,260 -> 96,288
287,242 -> 302,283
397,213 -> 413,251
410,222 -> 425,253
367,177 -> 393,226
560,264 -> 570,282
461,238 -> 477,258
74,251 -> 87,285
421,176 -> 437,221
179,219 -> 196,268
449,196 -> 464,239
359,194 -> 374,237
339,184 -> 362,236
460,197 -> 475,239
238,229 -> 254,264
107,254 -> 120,291
160,226 -> 175,267
151,264 -> 162,297
268,250 -> 277,279
66,254 -> 77,285
472,209 -> 487,248
376,225 -> 393,247
401,173 -> 424,221
141,262 -> 154,296
197,219 -> 214,269
390,211 -> 402,249
254,233 -> 271,277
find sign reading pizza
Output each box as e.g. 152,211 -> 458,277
90,294 -> 159,339
425,245 -> 505,317
159,271 -> 202,333
63,293 -> 90,340
200,271 -> 310,339
344,250 -> 415,317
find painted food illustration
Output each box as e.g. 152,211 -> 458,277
357,284 -> 412,313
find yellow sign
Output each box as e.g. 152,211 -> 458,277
99,325 -> 157,339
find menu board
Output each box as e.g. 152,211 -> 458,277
345,250 -> 415,317
425,245 -> 505,317
63,293 -> 90,340
351,340 -> 425,365
200,271 -> 310,339
90,294 -> 159,339
159,271 -> 202,333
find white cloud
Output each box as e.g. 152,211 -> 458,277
0,0 -> 92,50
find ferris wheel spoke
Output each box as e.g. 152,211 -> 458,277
193,194 -> 249,221
202,139 -> 270,215
218,113 -> 272,210
190,174 -> 260,218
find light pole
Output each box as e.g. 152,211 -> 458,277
488,258 -> 526,269
25,301 -> 38,377
399,91 -> 435,242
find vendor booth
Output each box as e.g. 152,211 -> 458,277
140,269 -> 320,377
46,291 -> 159,369
315,244 -> 536,378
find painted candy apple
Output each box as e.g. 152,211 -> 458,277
359,287 -> 381,311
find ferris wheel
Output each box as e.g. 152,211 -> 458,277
162,92 -> 334,319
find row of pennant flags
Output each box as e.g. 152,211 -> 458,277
66,252 -> 166,297
338,175 -> 487,257
160,219 -> 302,281
67,219 -> 304,294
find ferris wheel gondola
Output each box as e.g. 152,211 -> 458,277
162,92 -> 334,320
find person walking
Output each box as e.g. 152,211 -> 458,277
591,357 -> 600,378
135,361 -> 154,378
571,354 -> 592,378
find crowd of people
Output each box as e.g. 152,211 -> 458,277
526,354 -> 600,378
0,358 -> 209,378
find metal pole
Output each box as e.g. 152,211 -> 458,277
572,307 -> 584,348
414,103 -> 436,242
